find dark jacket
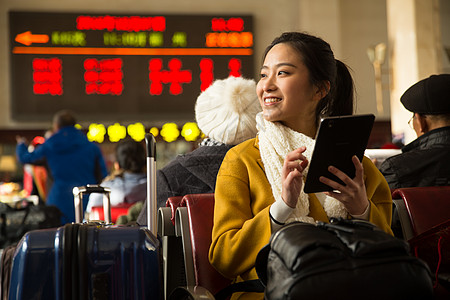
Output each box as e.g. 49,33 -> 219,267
136,143 -> 232,226
379,126 -> 450,189
16,126 -> 108,223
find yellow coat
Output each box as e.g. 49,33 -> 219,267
209,137 -> 393,300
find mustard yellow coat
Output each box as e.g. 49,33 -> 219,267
209,137 -> 393,300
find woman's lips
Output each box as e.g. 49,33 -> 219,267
264,97 -> 282,104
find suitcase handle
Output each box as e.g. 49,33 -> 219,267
145,133 -> 157,235
73,185 -> 112,223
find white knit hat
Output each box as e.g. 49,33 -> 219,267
195,76 -> 261,145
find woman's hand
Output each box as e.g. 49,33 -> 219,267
319,155 -> 369,215
281,146 -> 309,208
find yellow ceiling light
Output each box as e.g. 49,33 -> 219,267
181,122 -> 200,142
87,123 -> 106,143
160,123 -> 179,142
107,123 -> 127,142
127,122 -> 146,142
149,127 -> 159,137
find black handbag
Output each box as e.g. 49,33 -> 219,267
255,218 -> 434,300
0,202 -> 62,248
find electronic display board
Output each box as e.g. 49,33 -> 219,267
9,11 -> 254,123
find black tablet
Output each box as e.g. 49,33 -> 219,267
303,114 -> 375,193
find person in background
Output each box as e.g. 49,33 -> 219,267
379,74 -> 450,189
22,136 -> 49,203
137,75 -> 261,226
21,129 -> 54,203
85,139 -> 147,217
209,32 -> 393,299
16,110 -> 108,224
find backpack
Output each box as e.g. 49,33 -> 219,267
255,218 -> 434,300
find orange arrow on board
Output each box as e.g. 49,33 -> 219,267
15,31 -> 49,46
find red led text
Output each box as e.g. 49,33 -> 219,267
200,59 -> 214,91
211,18 -> 244,32
76,15 -> 166,32
149,59 -> 192,95
32,58 -> 63,95
84,58 -> 123,95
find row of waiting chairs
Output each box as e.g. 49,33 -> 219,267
158,193 -> 228,299
158,186 -> 450,299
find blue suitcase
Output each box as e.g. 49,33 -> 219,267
8,134 -> 162,300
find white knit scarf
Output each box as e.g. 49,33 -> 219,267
256,113 -> 347,224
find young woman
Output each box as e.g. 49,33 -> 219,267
209,32 -> 393,300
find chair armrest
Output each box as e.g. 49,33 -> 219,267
175,206 -> 196,287
392,198 -> 414,240
158,207 -> 175,236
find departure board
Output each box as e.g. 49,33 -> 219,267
9,11 -> 254,122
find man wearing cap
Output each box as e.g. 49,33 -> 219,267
137,76 -> 261,225
379,74 -> 450,189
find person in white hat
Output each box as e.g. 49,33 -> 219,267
137,76 -> 261,225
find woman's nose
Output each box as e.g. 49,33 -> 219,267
262,75 -> 276,92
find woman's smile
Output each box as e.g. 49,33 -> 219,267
263,97 -> 282,104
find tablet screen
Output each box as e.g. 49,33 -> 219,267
303,114 -> 375,193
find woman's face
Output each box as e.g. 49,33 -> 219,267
256,43 -> 322,133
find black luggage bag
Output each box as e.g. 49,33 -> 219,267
0,202 -> 61,249
255,218 -> 434,300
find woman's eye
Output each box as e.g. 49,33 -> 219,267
278,70 -> 288,75
260,73 -> 267,78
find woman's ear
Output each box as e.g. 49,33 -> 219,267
113,161 -> 120,171
315,81 -> 331,100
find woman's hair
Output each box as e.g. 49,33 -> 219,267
115,140 -> 146,173
263,32 -> 355,124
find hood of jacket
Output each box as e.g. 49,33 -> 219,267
46,126 -> 92,154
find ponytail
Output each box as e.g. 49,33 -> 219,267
333,59 -> 355,116
315,59 -> 354,122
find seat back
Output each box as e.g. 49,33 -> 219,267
178,193 -> 231,295
89,203 -> 133,223
392,186 -> 450,239
392,187 -> 450,298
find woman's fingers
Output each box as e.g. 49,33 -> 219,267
319,156 -> 370,215
283,147 -> 309,176
319,155 -> 362,189
281,146 -> 310,208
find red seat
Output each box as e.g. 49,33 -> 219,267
89,203 -> 133,223
392,186 -> 450,239
173,193 -> 231,298
392,186 -> 450,298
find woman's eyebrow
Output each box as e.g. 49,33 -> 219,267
261,62 -> 298,70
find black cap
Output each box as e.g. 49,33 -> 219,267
400,74 -> 450,114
